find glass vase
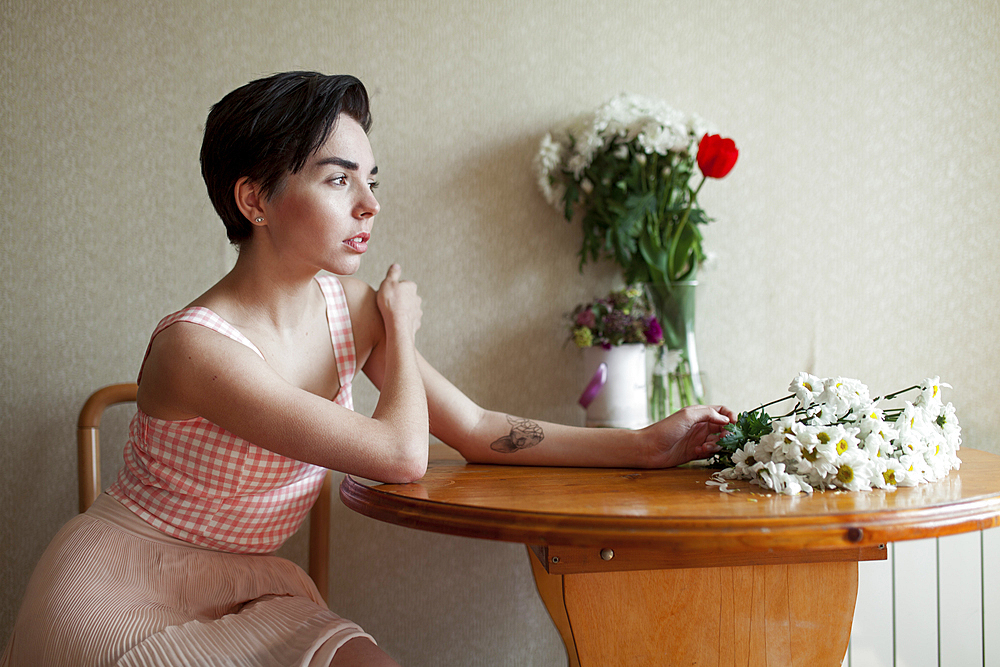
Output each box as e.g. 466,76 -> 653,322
644,281 -> 706,422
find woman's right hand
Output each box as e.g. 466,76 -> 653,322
641,404 -> 736,468
376,264 -> 422,339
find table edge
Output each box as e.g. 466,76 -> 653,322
339,472 -> 1000,552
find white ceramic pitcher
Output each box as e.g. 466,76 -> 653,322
578,343 -> 649,429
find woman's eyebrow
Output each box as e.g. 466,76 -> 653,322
315,156 -> 378,175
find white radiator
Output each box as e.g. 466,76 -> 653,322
844,527 -> 1000,666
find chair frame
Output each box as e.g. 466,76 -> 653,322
77,383 -> 331,602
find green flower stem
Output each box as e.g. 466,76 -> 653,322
645,281 -> 703,421
638,149 -> 649,193
755,394 -> 796,413
649,370 -> 669,423
667,176 -> 706,281
678,372 -> 696,409
881,385 -> 921,401
882,408 -> 905,423
666,153 -> 682,211
755,386 -> 917,428
648,354 -> 701,422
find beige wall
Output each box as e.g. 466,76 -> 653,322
2,0 -> 998,664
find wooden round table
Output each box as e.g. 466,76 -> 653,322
340,445 -> 1000,666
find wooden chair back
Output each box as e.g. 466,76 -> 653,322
77,383 -> 331,602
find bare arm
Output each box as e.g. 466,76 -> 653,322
137,265 -> 428,483
451,403 -> 733,468
366,264 -> 428,472
363,341 -> 735,469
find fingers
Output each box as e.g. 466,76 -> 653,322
649,410 -> 730,467
714,405 -> 738,422
697,442 -> 722,457
699,405 -> 735,423
689,423 -> 723,456
707,407 -> 733,424
681,404 -> 735,425
377,264 -> 422,336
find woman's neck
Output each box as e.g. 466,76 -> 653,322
196,243 -> 322,333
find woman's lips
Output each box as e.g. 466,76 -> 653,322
344,232 -> 370,253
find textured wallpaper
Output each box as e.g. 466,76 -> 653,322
2,0 -> 998,664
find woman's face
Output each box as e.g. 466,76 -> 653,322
259,116 -> 380,276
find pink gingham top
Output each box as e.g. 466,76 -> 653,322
107,276 -> 356,554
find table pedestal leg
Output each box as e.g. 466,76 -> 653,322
528,548 -> 857,667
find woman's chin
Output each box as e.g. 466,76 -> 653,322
324,258 -> 362,276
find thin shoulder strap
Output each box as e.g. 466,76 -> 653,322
136,307 -> 265,383
315,276 -> 357,388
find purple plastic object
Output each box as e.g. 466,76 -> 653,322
578,363 -> 608,408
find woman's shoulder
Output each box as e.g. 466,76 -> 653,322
137,310 -> 271,420
148,311 -> 259,356
334,275 -> 380,322
333,274 -> 375,301
332,275 -> 384,367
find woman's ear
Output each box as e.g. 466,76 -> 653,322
234,177 -> 267,228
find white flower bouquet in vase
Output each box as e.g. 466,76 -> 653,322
535,94 -> 738,420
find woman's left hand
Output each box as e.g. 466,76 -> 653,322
641,405 -> 736,468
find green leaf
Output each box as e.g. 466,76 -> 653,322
563,181 -> 579,221
718,423 -> 746,450
614,226 -> 638,265
667,220 -> 698,280
746,411 -> 773,437
711,409 -> 774,468
618,191 -> 656,239
686,207 -> 712,226
638,233 -> 668,283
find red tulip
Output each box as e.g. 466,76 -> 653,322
697,134 -> 739,179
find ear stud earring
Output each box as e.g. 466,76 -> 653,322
255,217 -> 264,223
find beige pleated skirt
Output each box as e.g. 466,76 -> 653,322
2,494 -> 373,667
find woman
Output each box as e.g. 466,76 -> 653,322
3,72 -> 734,666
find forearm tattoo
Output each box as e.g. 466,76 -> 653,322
490,415 -> 545,454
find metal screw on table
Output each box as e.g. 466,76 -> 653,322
600,548 -> 615,561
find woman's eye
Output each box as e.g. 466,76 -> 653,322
369,181 -> 380,192
329,175 -> 347,186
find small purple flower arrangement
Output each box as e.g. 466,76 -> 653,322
569,286 -> 664,349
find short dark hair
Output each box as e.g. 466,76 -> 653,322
200,72 -> 372,245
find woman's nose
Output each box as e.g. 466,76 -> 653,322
357,189 -> 379,218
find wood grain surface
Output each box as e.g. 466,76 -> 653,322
340,445 -> 1000,554
340,444 -> 1000,666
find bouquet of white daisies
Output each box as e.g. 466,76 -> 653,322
709,374 -> 962,495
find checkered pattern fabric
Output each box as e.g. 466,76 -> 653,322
108,276 -> 356,554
